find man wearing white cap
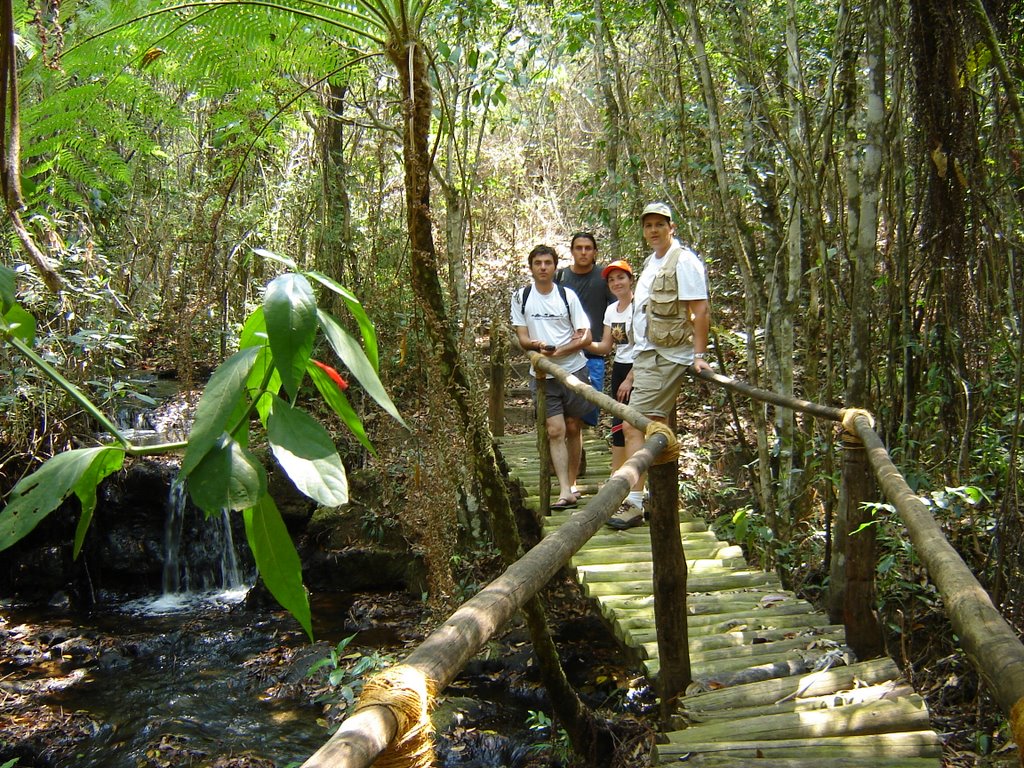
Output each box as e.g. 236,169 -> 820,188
612,202 -> 711,529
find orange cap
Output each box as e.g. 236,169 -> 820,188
601,259 -> 634,280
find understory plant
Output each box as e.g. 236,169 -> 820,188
0,250 -> 406,638
306,634 -> 395,724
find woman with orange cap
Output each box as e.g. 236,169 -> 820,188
588,259 -> 636,487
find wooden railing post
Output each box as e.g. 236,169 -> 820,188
829,422 -> 884,659
535,369 -> 550,516
649,412 -> 691,726
488,318 -> 505,437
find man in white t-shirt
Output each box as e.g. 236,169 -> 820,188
614,203 -> 711,529
511,244 -> 592,510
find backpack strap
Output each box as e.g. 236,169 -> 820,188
520,283 -> 574,325
519,284 -> 532,315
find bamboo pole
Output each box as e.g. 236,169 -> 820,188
488,318 -> 505,437
847,410 -> 1024,755
649,410 -> 691,725
301,427 -> 669,768
536,368 -> 551,516
829,426 -> 883,659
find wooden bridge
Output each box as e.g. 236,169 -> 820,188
501,431 -> 943,766
300,356 -> 1024,768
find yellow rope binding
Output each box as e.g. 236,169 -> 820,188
840,407 -> 875,437
645,421 -> 680,465
1011,697 -> 1024,768
353,665 -> 435,768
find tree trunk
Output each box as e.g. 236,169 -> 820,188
385,36 -> 603,762
847,0 -> 885,409
593,0 -> 621,254
1,0 -> 63,294
676,0 -> 773,524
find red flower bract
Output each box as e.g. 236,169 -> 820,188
312,359 -> 349,391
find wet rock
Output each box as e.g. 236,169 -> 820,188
435,727 -> 539,768
52,635 -> 101,664
302,547 -> 426,594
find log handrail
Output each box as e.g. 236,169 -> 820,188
302,351 -> 666,767
690,369 -> 1024,751
304,353 -> 1024,765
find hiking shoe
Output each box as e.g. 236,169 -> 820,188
607,502 -> 644,530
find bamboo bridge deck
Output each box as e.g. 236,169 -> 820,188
499,431 -> 944,767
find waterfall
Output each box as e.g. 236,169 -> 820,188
140,477 -> 251,613
219,509 -> 243,590
162,478 -> 187,593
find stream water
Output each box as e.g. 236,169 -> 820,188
1,591 -> 410,768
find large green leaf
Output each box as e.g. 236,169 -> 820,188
318,310 -> 407,429
267,395 -> 348,506
0,264 -> 15,313
244,495 -> 312,640
2,303 -> 36,345
72,448 -> 127,557
0,447 -> 124,551
239,305 -> 268,348
186,433 -> 267,514
180,346 -> 260,477
248,346 -> 281,426
252,247 -> 297,272
264,273 -> 317,401
306,271 -> 379,370
307,361 -> 375,455
238,309 -> 282,425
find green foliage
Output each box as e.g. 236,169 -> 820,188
307,634 -> 395,720
525,709 -> 572,764
0,446 -> 124,557
265,273 -> 318,400
0,254 -> 404,640
724,505 -> 773,555
873,485 -> 991,635
243,494 -> 310,635
267,395 -> 349,506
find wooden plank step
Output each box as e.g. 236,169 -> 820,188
627,621 -> 838,651
614,611 -> 829,645
665,697 -> 932,745
576,558 -> 748,582
584,569 -> 782,598
645,650 -> 835,683
678,658 -> 904,713
661,754 -> 940,767
654,729 -> 943,761
570,542 -> 740,564
685,681 -> 917,723
543,516 -> 709,534
599,588 -> 798,617
616,602 -> 822,631
643,629 -> 847,665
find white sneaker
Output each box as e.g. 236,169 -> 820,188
607,502 -> 644,530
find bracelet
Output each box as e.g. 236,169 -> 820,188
693,352 -> 706,359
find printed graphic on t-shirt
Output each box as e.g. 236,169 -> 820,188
610,321 -> 628,345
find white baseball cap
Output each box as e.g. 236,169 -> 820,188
641,202 -> 672,221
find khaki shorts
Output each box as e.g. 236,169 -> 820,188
628,350 -> 691,418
